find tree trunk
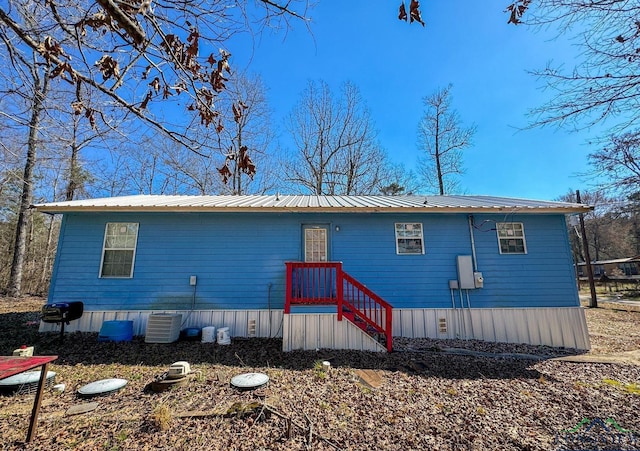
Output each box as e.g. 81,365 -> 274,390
39,214 -> 56,292
436,150 -> 444,195
8,68 -> 49,297
65,143 -> 80,201
235,129 -> 243,195
577,190 -> 597,308
66,81 -> 84,201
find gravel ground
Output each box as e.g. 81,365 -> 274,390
0,297 -> 639,451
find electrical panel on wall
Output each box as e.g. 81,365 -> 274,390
457,255 -> 475,290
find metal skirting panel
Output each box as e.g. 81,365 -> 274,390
282,314 -> 386,352
39,307 -> 590,351
393,307 -> 590,350
39,309 -> 284,338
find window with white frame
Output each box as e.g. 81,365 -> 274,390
497,222 -> 527,254
395,223 -> 425,255
304,228 -> 328,262
100,223 -> 139,277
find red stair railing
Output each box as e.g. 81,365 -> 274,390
285,261 -> 393,352
285,262 -> 341,311
341,272 -> 393,352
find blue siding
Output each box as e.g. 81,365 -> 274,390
48,211 -> 579,310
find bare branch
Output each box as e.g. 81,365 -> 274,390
518,1 -> 640,134
0,1 -> 312,161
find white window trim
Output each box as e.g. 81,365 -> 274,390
394,222 -> 425,255
99,222 -> 139,278
496,222 -> 527,255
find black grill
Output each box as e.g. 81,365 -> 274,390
41,302 -> 84,341
42,302 -> 84,323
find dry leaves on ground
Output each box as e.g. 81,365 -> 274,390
0,297 -> 639,450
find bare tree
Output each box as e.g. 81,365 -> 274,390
115,137 -> 185,195
507,1 -> 640,134
215,73 -> 276,194
1,3 -> 126,295
0,0 -> 313,294
91,131 -> 224,197
61,83 -> 120,201
109,74 -> 278,197
621,192 -> 640,255
378,162 -> 422,195
163,143 -> 224,195
560,189 -> 624,263
91,152 -> 137,198
284,80 -> 386,195
94,134 -> 220,196
0,166 -> 22,291
0,3 -> 60,296
589,130 -> 640,195
417,85 -> 475,195
7,58 -> 49,297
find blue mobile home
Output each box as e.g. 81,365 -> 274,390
35,194 -> 591,351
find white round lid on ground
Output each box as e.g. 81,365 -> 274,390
0,370 -> 56,386
230,372 -> 269,390
77,378 -> 128,397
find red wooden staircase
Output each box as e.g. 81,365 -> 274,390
285,262 -> 393,352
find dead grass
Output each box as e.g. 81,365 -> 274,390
150,403 -> 173,431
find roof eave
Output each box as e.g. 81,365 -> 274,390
32,205 -> 593,214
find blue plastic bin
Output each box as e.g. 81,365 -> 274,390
98,320 -> 134,342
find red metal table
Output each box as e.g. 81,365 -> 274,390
0,355 -> 58,442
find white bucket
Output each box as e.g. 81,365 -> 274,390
201,326 -> 216,343
217,327 -> 231,345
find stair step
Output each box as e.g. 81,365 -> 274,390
343,311 -> 381,337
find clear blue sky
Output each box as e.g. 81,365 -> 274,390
227,1 -> 602,200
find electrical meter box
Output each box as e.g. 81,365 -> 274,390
474,272 -> 484,289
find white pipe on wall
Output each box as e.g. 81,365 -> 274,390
468,215 -> 478,272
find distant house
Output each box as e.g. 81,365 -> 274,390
35,194 -> 592,351
576,256 -> 640,280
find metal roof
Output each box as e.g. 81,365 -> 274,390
33,194 -> 592,214
576,256 -> 640,265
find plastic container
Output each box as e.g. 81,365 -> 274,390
181,327 -> 201,341
98,320 -> 134,342
201,326 -> 216,343
217,327 -> 231,345
13,345 -> 34,357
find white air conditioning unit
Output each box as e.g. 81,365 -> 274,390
145,313 -> 182,343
